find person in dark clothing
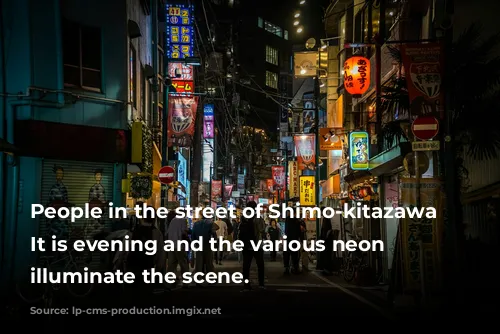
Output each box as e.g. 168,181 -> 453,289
317,213 -> 334,274
266,219 -> 280,261
238,201 -> 265,291
284,214 -> 301,275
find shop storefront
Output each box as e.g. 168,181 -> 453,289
40,158 -> 115,270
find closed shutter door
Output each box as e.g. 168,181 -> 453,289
40,159 -> 114,270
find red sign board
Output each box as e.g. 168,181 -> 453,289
171,80 -> 194,94
411,116 -> 439,140
158,166 -> 175,185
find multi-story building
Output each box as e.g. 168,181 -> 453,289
198,0 -> 293,204
321,0 -> 499,294
0,0 -> 167,287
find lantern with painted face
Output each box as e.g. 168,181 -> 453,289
343,56 -> 371,96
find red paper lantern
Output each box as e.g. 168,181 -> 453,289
343,56 -> 370,96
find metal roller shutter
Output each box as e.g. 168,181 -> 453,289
40,159 -> 114,271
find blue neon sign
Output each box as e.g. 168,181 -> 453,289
166,3 -> 194,60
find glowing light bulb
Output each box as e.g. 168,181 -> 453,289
297,26 -> 303,33
294,20 -> 300,26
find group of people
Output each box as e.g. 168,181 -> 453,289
111,201 -> 338,294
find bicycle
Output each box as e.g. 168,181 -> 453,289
16,248 -> 94,306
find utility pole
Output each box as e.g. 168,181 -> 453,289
441,0 -> 463,303
314,74 -> 320,240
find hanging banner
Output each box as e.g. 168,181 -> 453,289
349,131 -> 369,170
266,179 -> 274,193
400,43 -> 444,119
168,96 -> 198,147
168,63 -> 193,81
299,176 -> 315,206
302,92 -> 315,133
400,178 -> 444,292
319,128 -> 343,150
288,161 -> 299,199
211,180 -> 222,201
223,184 -> 234,200
237,174 -> 245,192
294,52 -> 318,77
294,134 -> 316,171
203,104 -> 214,139
271,166 -> 285,190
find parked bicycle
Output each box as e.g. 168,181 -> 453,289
16,248 -> 94,307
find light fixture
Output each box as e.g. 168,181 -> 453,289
294,11 -> 300,18
299,0 -> 306,4
293,20 -> 300,26
184,57 -> 201,66
300,68 -> 306,75
320,40 -> 328,49
320,81 -> 325,88
389,11 -> 394,16
297,26 -> 303,33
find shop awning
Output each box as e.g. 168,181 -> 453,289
344,170 -> 371,184
369,142 -> 412,176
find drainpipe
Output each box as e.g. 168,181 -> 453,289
0,0 -> 7,284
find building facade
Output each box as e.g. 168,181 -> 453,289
0,0 -> 167,287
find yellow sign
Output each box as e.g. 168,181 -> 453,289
319,128 -> 343,150
400,178 -> 444,292
299,176 -> 315,206
288,161 -> 299,199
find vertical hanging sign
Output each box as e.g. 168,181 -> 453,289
299,176 -> 315,206
349,131 -> 369,170
166,3 -> 194,60
294,134 -> 316,171
288,161 -> 299,199
203,104 -> 214,139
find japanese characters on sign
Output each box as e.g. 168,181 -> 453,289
288,161 -> 299,199
411,140 -> 440,151
400,178 -> 444,292
299,176 -> 315,206
166,4 -> 194,60
349,131 -> 369,170
400,43 -> 444,119
171,80 -> 194,94
343,56 -> 370,96
203,104 -> 214,139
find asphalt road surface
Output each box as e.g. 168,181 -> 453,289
4,256 -> 497,327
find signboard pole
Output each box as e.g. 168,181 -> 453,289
161,55 -> 170,208
413,149 -> 426,301
314,74 -> 320,241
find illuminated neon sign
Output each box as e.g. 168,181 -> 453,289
166,4 -> 194,60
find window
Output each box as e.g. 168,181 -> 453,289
284,30 -> 288,40
264,21 -> 282,38
265,46 -> 278,65
265,71 -> 278,89
62,18 -> 102,91
258,17 -> 263,28
130,44 -> 137,109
